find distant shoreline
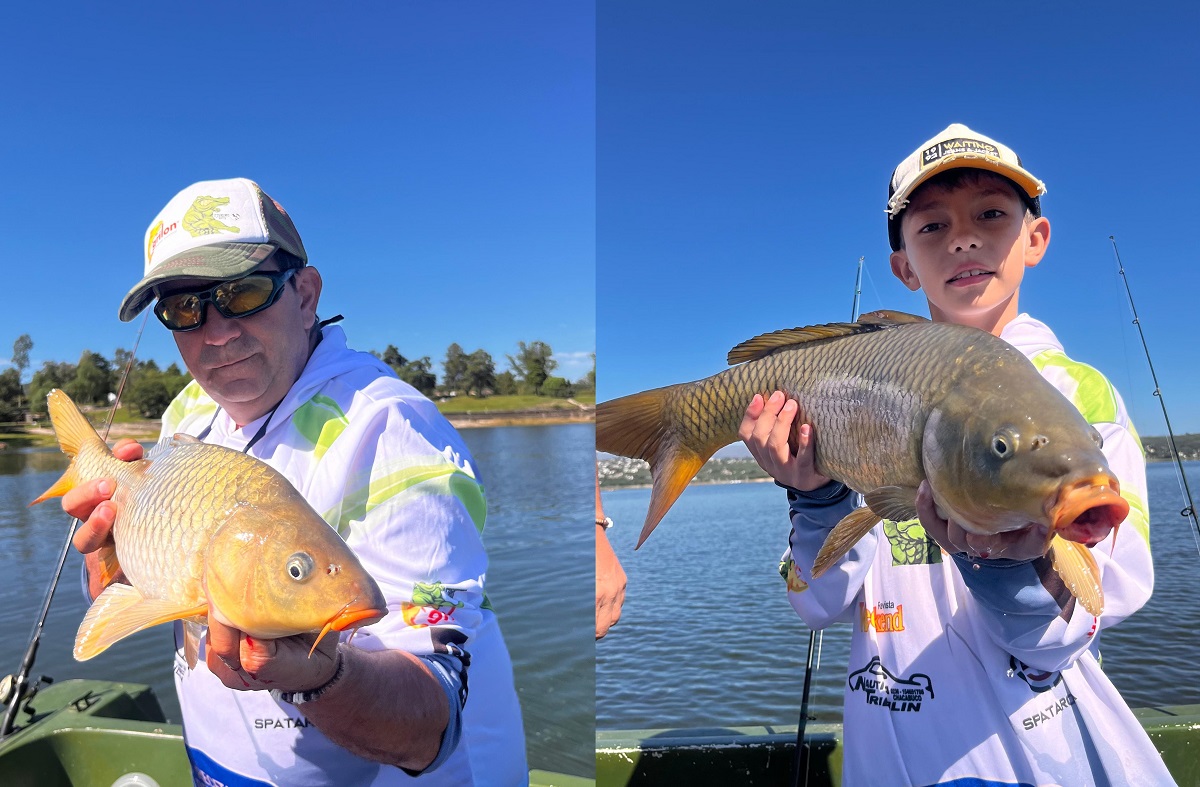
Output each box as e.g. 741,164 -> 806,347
2,408 -> 594,448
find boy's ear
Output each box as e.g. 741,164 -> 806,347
890,250 -> 922,292
1024,216 -> 1051,268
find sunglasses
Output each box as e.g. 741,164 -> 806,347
154,268 -> 297,332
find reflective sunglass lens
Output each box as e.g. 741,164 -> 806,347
217,276 -> 276,315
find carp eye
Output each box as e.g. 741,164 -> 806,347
991,429 -> 1018,459
286,553 -> 315,582
1089,427 -> 1104,449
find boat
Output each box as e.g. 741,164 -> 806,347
0,675 -> 594,787
596,706 -> 1200,785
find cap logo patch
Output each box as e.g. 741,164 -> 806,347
921,137 -> 1000,169
146,220 -> 179,263
183,195 -> 241,238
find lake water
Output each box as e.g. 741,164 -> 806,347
0,422 -> 594,778
596,461 -> 1200,731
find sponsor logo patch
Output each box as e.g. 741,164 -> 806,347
183,195 -> 241,237
147,220 -> 179,263
401,581 -> 465,627
1022,692 -> 1077,730
860,601 -> 905,633
848,656 -> 933,712
921,137 -> 1000,169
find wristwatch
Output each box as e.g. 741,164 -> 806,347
271,647 -> 346,706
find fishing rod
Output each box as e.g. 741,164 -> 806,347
1109,237 -> 1199,538
790,255 -> 865,787
0,311 -> 150,738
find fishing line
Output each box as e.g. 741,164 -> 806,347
0,310 -> 151,738
1109,236 -> 1200,546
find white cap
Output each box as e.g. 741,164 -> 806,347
120,178 -> 307,321
887,124 -> 1046,250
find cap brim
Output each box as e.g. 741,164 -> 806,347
890,156 -> 1045,216
119,242 -> 277,322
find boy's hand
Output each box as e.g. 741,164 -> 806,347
739,391 -> 831,492
66,439 -> 143,599
915,481 -> 1049,561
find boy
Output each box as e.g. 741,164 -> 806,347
740,124 -> 1174,785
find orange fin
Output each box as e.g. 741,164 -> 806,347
725,312 -> 926,365
93,545 -> 124,588
597,386 -> 720,548
813,505 -> 881,578
30,389 -> 110,506
75,583 -> 207,661
1050,536 -> 1104,616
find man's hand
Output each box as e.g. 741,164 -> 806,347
915,480 -> 1049,561
65,439 -> 143,600
204,613 -> 340,693
596,524 -> 626,639
595,467 -> 626,639
739,391 -> 831,492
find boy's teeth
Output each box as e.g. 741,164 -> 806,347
952,269 -> 988,282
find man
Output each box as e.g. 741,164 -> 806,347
66,178 -> 527,785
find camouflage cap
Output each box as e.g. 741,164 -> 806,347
119,178 -> 308,321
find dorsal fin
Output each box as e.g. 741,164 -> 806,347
858,310 -> 930,325
725,311 -> 921,366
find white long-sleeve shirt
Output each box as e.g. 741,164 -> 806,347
780,314 -> 1173,786
162,325 -> 527,786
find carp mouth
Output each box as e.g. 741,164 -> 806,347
1048,475 -> 1129,548
307,600 -> 389,657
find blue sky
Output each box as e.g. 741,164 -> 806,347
596,3 -> 1200,437
2,3 -> 594,386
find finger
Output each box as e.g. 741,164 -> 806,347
766,399 -> 799,463
62,477 -> 115,522
737,394 -> 766,443
111,439 -> 144,462
206,618 -> 243,675
72,502 -> 117,553
750,391 -> 786,445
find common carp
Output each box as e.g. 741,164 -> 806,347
31,389 -> 387,662
597,311 -> 1130,615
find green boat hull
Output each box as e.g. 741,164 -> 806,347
0,679 -> 593,786
596,705 -> 1200,786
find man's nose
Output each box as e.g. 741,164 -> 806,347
200,305 -> 242,345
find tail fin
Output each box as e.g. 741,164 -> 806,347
597,386 -> 717,548
30,389 -> 108,506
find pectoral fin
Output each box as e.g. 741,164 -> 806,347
1050,536 -> 1104,616
183,619 -> 206,670
75,583 -> 208,661
863,486 -> 919,523
93,545 -> 123,589
813,505 -> 882,578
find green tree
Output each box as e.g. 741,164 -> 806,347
465,349 -> 496,397
442,343 -> 468,393
542,375 -> 573,399
10,334 -> 32,414
398,356 -> 437,396
126,376 -> 173,418
68,351 -> 114,405
0,368 -> 22,422
494,370 -> 518,396
381,345 -> 407,374
506,341 -> 556,394
29,361 -> 76,416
